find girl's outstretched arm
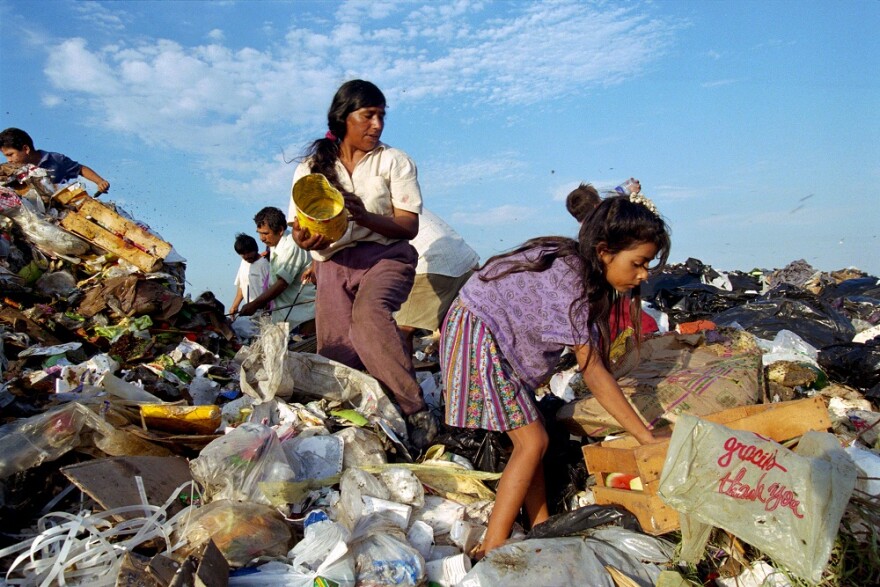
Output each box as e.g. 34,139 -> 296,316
574,344 -> 660,445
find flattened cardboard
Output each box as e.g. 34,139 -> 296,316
61,456 -> 193,521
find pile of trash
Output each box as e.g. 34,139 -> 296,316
0,166 -> 878,587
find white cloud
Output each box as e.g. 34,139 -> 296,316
420,152 -> 528,194
72,1 -> 126,33
452,204 -> 533,225
41,94 -> 62,107
36,0 -> 679,203
701,78 -> 738,88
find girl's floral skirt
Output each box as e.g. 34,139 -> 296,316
440,299 -> 540,432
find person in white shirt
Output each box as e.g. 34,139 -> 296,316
240,207 -> 315,331
229,233 -> 270,316
396,208 -> 480,355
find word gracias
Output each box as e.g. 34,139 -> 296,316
715,435 -> 803,518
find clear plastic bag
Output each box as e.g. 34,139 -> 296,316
189,422 -> 295,505
239,318 -> 295,403
175,500 -> 291,568
350,532 -> 425,587
0,195 -> 90,256
0,402 -> 91,479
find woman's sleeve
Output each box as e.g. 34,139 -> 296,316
389,150 -> 422,214
289,161 -> 311,221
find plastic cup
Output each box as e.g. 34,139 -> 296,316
425,553 -> 472,587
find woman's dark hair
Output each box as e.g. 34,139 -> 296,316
304,80 -> 386,191
480,195 -> 671,369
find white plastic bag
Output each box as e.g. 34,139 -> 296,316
658,415 -> 856,583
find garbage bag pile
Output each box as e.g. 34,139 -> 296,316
1,176 -> 878,587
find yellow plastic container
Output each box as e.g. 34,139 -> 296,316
140,404 -> 221,435
292,174 -> 348,243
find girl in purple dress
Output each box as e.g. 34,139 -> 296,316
440,193 -> 671,558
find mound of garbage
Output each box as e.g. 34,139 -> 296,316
0,164 -> 877,586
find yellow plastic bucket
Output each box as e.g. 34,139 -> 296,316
292,174 -> 348,243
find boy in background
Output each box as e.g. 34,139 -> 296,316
0,127 -> 110,194
229,233 -> 270,316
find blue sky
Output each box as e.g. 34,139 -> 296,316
1,0 -> 877,306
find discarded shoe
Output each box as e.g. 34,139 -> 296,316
406,409 -> 439,451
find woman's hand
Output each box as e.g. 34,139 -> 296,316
291,217 -> 328,250
342,191 -> 368,223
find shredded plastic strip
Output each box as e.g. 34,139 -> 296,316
0,481 -> 195,586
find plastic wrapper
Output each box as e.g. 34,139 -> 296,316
337,468 -> 391,532
335,426 -> 388,468
175,500 -> 291,567
239,318 -> 295,403
379,466 -> 425,508
350,532 -> 425,587
0,192 -> 90,256
282,434 -> 344,481
189,422 -> 296,505
287,352 -> 408,441
0,401 -> 91,479
658,415 -> 857,583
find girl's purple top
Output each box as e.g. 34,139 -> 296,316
458,248 -> 593,388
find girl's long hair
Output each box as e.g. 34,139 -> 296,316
480,195 -> 671,369
303,80 -> 386,192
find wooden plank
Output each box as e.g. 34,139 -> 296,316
78,198 -> 172,258
583,445 -> 640,477
61,212 -> 163,273
706,396 -> 830,441
594,486 -> 680,535
53,183 -> 89,205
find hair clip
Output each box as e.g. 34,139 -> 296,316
629,192 -> 658,215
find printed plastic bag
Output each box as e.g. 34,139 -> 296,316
657,415 -> 856,583
189,422 -> 295,504
350,532 -> 425,587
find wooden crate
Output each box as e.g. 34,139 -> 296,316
582,396 -> 831,535
55,184 -> 171,273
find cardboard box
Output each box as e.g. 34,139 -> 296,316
558,331 -> 765,437
55,183 -> 171,273
582,397 -> 831,535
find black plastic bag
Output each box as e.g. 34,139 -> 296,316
432,427 -> 510,473
527,504 -> 640,539
818,339 -> 880,391
713,284 -> 855,349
